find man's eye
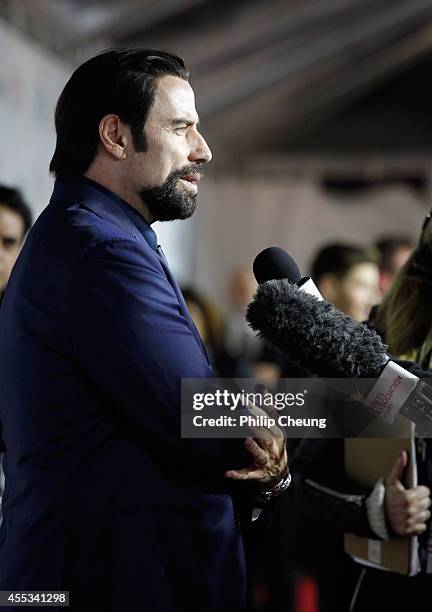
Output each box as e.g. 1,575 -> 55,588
174,127 -> 188,134
2,238 -> 18,250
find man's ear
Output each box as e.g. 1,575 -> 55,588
318,273 -> 340,303
98,114 -> 128,160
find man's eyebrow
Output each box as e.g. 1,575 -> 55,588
170,117 -> 200,127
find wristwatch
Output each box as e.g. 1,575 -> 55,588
261,470 -> 292,503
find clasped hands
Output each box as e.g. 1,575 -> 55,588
224,402 -> 288,491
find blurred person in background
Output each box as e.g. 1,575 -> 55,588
0,185 -> 32,525
182,286 -> 224,371
373,222 -> 432,366
375,235 -> 413,296
292,214 -> 432,612
0,185 -> 32,305
224,268 -> 281,382
224,268 -> 263,368
310,243 -> 380,322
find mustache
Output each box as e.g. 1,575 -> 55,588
171,163 -> 206,181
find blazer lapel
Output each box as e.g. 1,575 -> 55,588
156,249 -> 211,366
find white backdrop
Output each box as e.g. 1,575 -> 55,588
189,176 -> 430,310
0,20 -> 68,213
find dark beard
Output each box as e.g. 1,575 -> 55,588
139,164 -> 204,222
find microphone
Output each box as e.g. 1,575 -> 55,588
247,249 -> 432,434
253,247 -> 301,284
253,247 -> 323,300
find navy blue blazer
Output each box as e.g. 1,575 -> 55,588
0,180 -> 250,611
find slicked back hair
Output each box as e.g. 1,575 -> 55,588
49,48 -> 189,180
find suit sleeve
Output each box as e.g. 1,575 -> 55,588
71,239 -> 250,472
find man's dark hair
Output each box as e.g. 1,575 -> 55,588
0,185 -> 32,235
311,243 -> 378,283
375,236 -> 413,273
49,48 -> 189,180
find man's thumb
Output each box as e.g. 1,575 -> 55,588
386,450 -> 408,486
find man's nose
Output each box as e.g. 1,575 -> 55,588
189,132 -> 212,164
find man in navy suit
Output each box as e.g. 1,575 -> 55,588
0,49 -> 287,611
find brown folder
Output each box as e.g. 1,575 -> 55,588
344,416 -> 418,575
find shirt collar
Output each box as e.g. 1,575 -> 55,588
70,177 -> 158,252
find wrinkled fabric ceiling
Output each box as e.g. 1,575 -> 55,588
2,0 -> 432,166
